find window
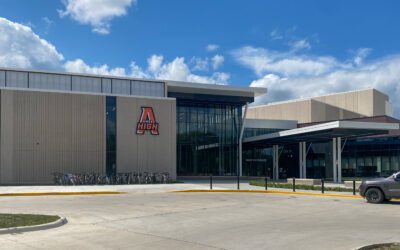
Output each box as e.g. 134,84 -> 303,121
102,78 -> 112,94
72,76 -> 101,93
131,80 -> 165,97
112,79 -> 130,95
0,70 -> 5,87
6,71 -> 28,88
29,73 -> 70,91
176,103 -> 241,176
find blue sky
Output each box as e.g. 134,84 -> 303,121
1,0 -> 400,115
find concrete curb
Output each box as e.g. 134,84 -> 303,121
355,242 -> 400,249
0,191 -> 127,196
173,189 -> 364,199
0,217 -> 67,234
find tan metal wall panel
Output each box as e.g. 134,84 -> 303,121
372,89 -> 389,116
247,100 -> 312,123
312,89 -> 388,117
0,90 -> 106,184
116,97 -> 176,180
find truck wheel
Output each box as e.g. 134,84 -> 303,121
365,188 -> 384,204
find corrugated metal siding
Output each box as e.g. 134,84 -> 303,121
116,97 -> 177,179
0,90 -> 106,184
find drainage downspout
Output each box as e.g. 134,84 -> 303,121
238,102 -> 249,177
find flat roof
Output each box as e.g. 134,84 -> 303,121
243,121 -> 400,146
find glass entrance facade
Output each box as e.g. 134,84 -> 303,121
176,102 -> 242,176
342,136 -> 400,177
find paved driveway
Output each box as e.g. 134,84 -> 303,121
0,188 -> 399,250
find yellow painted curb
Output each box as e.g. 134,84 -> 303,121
173,189 -> 364,199
0,191 -> 127,196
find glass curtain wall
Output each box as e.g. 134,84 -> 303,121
242,144 -> 299,178
106,96 -> 117,176
177,103 -> 242,176
341,137 -> 400,177
242,147 -> 273,177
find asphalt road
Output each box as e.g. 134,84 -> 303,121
0,189 -> 399,250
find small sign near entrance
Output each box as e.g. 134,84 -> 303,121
136,107 -> 159,135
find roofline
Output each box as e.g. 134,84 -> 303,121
250,87 -> 387,108
249,98 -> 365,117
0,86 -> 176,100
243,121 -> 399,143
166,80 -> 267,97
298,115 -> 400,127
0,67 -> 165,84
0,67 -> 267,98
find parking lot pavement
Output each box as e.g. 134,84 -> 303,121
0,190 -> 399,250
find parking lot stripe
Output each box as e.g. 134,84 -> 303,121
173,189 -> 365,199
0,191 -> 127,196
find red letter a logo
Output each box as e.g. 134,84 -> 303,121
136,107 -> 159,135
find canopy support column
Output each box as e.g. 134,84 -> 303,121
273,145 -> 279,181
333,138 -> 337,183
337,137 -> 342,183
299,142 -> 303,178
238,102 -> 249,177
302,142 -> 307,179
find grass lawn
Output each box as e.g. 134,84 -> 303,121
249,180 -> 358,192
324,177 -> 367,182
372,246 -> 400,250
0,214 -> 60,229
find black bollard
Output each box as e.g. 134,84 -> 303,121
353,179 -> 356,195
210,174 -> 213,190
293,177 -> 296,192
237,175 -> 240,190
321,178 -> 325,194
265,176 -> 268,190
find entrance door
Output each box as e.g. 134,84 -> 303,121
306,153 -> 326,179
244,159 -> 271,177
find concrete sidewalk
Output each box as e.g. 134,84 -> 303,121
0,183 -> 210,194
0,179 -> 359,197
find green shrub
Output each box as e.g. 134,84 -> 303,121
249,180 -> 358,192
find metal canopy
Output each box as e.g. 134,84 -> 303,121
243,121 -> 399,146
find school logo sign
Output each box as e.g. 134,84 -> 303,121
136,107 -> 159,135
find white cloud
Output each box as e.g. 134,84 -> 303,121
65,55 -> 230,85
211,55 -> 224,70
0,17 -> 64,70
232,46 -> 350,77
0,17 -> 228,87
147,54 -> 163,73
129,61 -> 149,78
64,59 -> 126,76
58,0 -> 135,34
354,48 -> 372,66
190,57 -> 209,71
270,29 -> 283,40
289,39 -> 311,51
206,44 -> 219,52
41,17 -> 54,34
142,56 -> 229,84
248,54 -> 400,117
